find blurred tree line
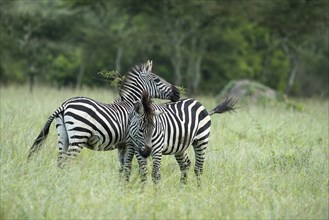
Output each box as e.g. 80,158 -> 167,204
0,0 -> 328,97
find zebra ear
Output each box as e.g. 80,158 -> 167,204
145,60 -> 153,72
133,101 -> 144,115
141,60 -> 152,77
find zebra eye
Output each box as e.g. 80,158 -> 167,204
154,78 -> 161,83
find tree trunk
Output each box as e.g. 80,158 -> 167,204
76,48 -> 85,89
29,74 -> 34,93
29,64 -> 35,93
171,44 -> 182,86
192,55 -> 202,94
282,39 -> 298,95
187,37 -> 204,95
115,46 -> 123,73
163,2 -> 184,86
187,37 -> 196,93
286,53 -> 298,95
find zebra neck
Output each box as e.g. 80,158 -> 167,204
119,71 -> 144,103
119,87 -> 143,104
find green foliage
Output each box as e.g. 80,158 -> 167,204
1,86 -> 328,219
0,0 -> 327,96
268,49 -> 290,92
176,86 -> 187,97
97,70 -> 124,89
283,97 -> 305,112
49,48 -> 81,86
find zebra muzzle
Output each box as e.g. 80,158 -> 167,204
170,86 -> 180,102
139,145 -> 152,158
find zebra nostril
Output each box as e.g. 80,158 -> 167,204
139,145 -> 152,158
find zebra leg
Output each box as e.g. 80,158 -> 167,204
117,142 -> 126,174
174,151 -> 191,185
192,139 -> 209,187
151,152 -> 162,184
135,152 -> 148,183
122,145 -> 135,182
58,143 -> 84,168
55,116 -> 69,167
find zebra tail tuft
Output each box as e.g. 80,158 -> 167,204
209,97 -> 238,116
27,106 -> 64,161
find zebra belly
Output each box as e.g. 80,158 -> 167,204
162,134 -> 194,155
64,114 -> 118,151
162,144 -> 191,155
86,135 -> 117,151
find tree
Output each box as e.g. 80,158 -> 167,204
257,0 -> 328,95
1,0 -> 328,97
1,0 -> 75,91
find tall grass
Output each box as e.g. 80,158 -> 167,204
1,85 -> 328,219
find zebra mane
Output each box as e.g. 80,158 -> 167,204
119,61 -> 150,100
119,65 -> 138,96
141,91 -> 155,127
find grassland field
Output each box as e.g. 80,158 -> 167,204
0,85 -> 328,219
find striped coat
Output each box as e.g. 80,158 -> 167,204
125,92 -> 236,186
28,61 -> 180,168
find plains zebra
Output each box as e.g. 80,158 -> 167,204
27,61 -> 180,168
124,91 -> 236,186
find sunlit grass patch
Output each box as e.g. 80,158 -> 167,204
1,86 -> 328,219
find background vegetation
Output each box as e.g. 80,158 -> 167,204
1,0 -> 328,96
1,1 -> 328,218
1,86 -> 328,219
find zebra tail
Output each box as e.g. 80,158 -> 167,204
27,106 -> 64,161
208,97 -> 238,116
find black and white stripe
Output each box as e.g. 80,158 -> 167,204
125,92 -> 236,186
28,61 -> 180,168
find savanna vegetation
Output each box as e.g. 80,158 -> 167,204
1,86 -> 328,219
1,0 -> 328,97
1,0 -> 328,219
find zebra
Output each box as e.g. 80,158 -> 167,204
124,91 -> 237,186
27,61 -> 180,168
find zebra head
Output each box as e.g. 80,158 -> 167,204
128,91 -> 163,158
120,60 -> 180,102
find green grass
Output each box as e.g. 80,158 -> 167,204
1,85 -> 328,219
